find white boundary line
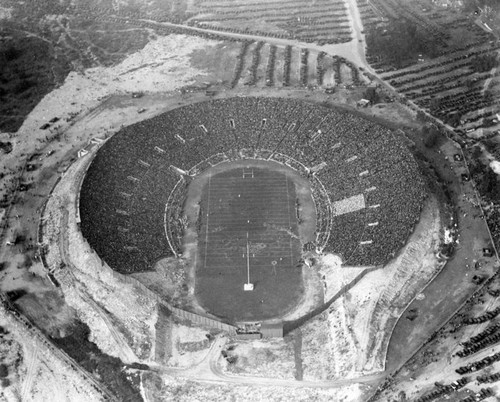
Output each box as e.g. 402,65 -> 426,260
285,174 -> 294,266
204,174 -> 212,270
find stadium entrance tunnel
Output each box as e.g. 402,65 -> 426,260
183,159 -> 317,322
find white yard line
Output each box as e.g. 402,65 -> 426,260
204,174 -> 212,270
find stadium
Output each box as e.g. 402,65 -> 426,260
79,96 -> 426,326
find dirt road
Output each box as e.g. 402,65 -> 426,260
160,335 -> 384,389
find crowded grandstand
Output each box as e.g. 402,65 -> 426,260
79,97 -> 426,274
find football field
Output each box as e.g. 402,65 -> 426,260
195,166 -> 303,322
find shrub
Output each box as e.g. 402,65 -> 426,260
3,46 -> 21,61
422,125 -> 440,148
14,79 -> 35,94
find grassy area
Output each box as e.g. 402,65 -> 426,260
0,33 -> 70,132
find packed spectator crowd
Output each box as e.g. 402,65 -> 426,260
80,97 -> 425,273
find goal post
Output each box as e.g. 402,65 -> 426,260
244,232 -> 254,291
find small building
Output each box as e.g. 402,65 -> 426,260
261,322 -> 284,338
77,149 -> 89,158
483,248 -> 494,258
77,139 -> 100,158
357,99 -> 370,108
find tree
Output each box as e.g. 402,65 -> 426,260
2,46 -> 20,62
446,113 -> 462,128
471,54 -> 498,73
416,110 -> 427,122
0,364 -> 7,378
429,98 -> 442,114
366,19 -> 439,68
422,124 -> 440,148
479,168 -> 500,201
363,87 -> 380,104
0,142 -> 12,154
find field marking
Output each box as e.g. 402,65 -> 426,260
242,167 -> 255,178
285,175 -> 294,267
196,167 -> 305,320
204,174 -> 212,270
201,170 -> 299,274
